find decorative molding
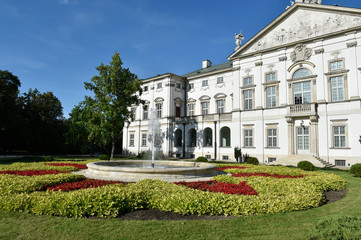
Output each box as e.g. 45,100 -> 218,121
324,69 -> 349,76
358,67 -> 361,71
314,48 -> 324,55
265,123 -> 279,125
232,66 -> 241,71
330,119 -> 348,122
240,84 -> 257,90
290,44 -> 312,63
242,124 -> 254,127
255,61 -> 263,66
262,81 -> 281,86
279,56 -> 287,62
346,41 -> 358,48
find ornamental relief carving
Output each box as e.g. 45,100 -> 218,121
290,44 -> 312,63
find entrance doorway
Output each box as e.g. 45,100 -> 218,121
297,127 -> 310,155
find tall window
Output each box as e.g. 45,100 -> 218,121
143,105 -> 148,120
129,134 -> 135,147
131,107 -> 136,121
203,128 -> 213,147
217,77 -> 224,84
216,99 -> 224,113
244,90 -> 253,110
297,127 -> 309,151
220,127 -> 231,147
266,86 -> 276,108
156,103 -> 162,118
143,86 -> 148,92
202,80 -> 208,87
244,129 -> 253,147
175,129 -> 182,147
188,103 -> 194,116
293,68 -> 311,79
330,76 -> 344,102
293,81 -> 311,104
267,129 -> 277,148
157,82 -> 162,89
201,102 -> 209,115
266,72 -> 276,82
189,128 -> 197,147
330,60 -> 343,71
142,133 -> 147,147
244,77 -> 253,85
333,126 -> 346,148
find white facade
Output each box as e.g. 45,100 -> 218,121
123,2 -> 361,167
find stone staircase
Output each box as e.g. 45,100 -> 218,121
270,155 -> 335,168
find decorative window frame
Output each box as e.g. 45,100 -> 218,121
241,88 -> 255,111
156,82 -> 163,90
325,66 -> 349,103
141,132 -> 147,147
202,79 -> 209,87
265,124 -> 279,148
174,97 -> 183,117
199,95 -> 211,115
142,103 -> 149,120
203,127 -> 213,147
243,75 -> 254,86
287,67 -> 317,104
265,71 -> 277,83
243,125 -> 254,148
129,132 -> 135,147
131,106 -> 137,121
330,119 -> 350,149
328,58 -> 345,72
214,93 -> 227,114
263,81 -> 280,108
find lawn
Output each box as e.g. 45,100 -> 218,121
0,158 -> 358,240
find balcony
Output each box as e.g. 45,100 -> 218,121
287,103 -> 317,117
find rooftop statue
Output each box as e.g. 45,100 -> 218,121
235,32 -> 244,50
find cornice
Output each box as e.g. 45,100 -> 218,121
186,67 -> 233,80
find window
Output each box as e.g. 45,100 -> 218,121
188,103 -> 194,116
220,127 -> 231,147
297,127 -> 310,151
330,76 -> 344,101
175,129 -> 182,147
189,128 -> 197,147
188,83 -> 194,90
216,99 -> 224,113
129,134 -> 135,147
268,158 -> 276,163
330,60 -> 343,71
293,81 -> 311,104
175,106 -> 181,117
293,68 -> 311,79
217,76 -> 224,84
203,128 -> 213,147
143,86 -> 148,92
205,155 -> 211,160
222,155 -> 229,160
333,126 -> 346,148
142,133 -> 147,147
156,103 -> 162,118
202,80 -> 208,87
201,102 -> 209,115
335,160 -> 346,167
176,83 -> 181,89
244,90 -> 253,110
266,86 -> 277,108
157,82 -> 162,89
267,129 -> 277,148
244,77 -> 253,85
143,105 -> 148,120
131,107 -> 136,120
266,72 -> 276,82
244,129 -> 253,147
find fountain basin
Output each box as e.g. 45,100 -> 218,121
86,160 -> 218,182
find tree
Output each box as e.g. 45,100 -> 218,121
0,70 -> 21,152
84,52 -> 143,159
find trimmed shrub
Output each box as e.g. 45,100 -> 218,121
98,154 -> 110,160
310,216 -> 361,240
196,156 -> 208,162
43,156 -> 54,161
350,164 -> 361,177
297,161 -> 315,171
246,157 -> 259,165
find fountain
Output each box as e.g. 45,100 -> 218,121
86,109 -> 217,182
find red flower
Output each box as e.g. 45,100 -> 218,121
232,172 -> 305,179
0,170 -> 68,176
216,166 -> 248,171
45,163 -> 88,169
40,179 -> 126,192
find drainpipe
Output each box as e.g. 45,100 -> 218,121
214,121 -> 217,160
183,123 -> 186,158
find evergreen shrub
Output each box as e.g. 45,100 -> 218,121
350,163 -> 361,177
43,156 -> 54,161
196,156 -> 208,162
246,157 -> 259,165
98,154 -> 110,160
297,161 -> 315,171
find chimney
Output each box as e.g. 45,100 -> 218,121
202,60 -> 212,69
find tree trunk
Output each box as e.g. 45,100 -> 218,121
110,134 -> 115,160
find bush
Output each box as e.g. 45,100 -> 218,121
98,154 -> 110,160
196,156 -> 208,162
43,156 -> 54,161
246,157 -> 259,165
350,164 -> 361,177
310,216 -> 361,240
297,161 -> 315,171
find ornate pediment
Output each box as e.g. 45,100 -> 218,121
290,44 -> 312,63
229,4 -> 361,60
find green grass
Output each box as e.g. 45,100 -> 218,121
0,169 -> 358,240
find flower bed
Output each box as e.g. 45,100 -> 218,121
45,163 -> 88,170
0,170 -> 68,176
174,180 -> 257,195
39,179 -> 122,192
216,166 -> 248,171
0,162 -> 347,218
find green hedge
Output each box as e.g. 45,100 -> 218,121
297,161 -> 315,171
350,164 -> 361,177
246,157 -> 259,165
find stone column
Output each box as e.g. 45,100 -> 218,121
310,115 -> 319,157
286,117 -> 295,155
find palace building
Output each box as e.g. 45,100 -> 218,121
123,0 -> 361,167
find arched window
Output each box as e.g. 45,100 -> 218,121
188,128 -> 197,147
174,129 -> 182,147
293,68 -> 311,79
220,127 -> 231,147
203,128 -> 213,147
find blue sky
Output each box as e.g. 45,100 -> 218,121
1,0 -> 360,117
